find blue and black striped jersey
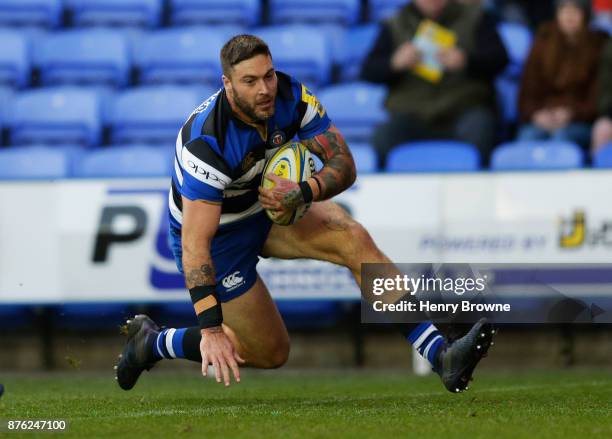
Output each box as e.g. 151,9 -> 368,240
168,71 -> 331,230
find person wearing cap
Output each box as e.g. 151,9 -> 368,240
517,0 -> 608,149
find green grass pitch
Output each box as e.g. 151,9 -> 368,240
1,369 -> 611,438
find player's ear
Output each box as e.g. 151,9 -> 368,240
222,74 -> 232,91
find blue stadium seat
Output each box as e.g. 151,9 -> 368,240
0,87 -> 13,131
497,22 -> 533,79
312,142 -> 378,173
137,28 -> 226,86
495,76 -> 519,124
66,0 -> 162,28
10,87 -> 102,146
37,30 -> 130,87
491,141 -> 584,171
592,143 -> 612,168
318,82 -> 386,142
170,0 -> 261,27
350,143 -> 378,173
0,0 -> 62,28
369,0 -> 408,22
0,30 -> 31,88
110,86 -> 203,144
338,24 -> 379,81
0,146 -> 70,179
269,0 -> 360,26
10,144 -> 86,176
386,141 -> 481,173
255,26 -> 332,88
74,145 -> 173,178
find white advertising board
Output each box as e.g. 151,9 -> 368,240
1,171 -> 611,304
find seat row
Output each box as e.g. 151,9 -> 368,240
0,0 -> 407,29
0,83 -> 387,146
2,140 -> 612,180
0,25 -> 380,88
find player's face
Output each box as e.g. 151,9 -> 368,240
224,54 -> 278,124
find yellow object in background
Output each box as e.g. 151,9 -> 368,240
412,19 -> 457,83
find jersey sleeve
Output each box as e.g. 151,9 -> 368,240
297,84 -> 332,140
179,136 -> 232,203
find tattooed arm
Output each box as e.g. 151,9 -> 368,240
301,124 -> 356,201
258,124 -> 356,216
181,196 -> 244,386
181,196 -> 220,290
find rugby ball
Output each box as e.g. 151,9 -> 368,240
261,141 -> 315,225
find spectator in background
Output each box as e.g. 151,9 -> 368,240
517,0 -> 608,149
592,38 -> 612,153
361,0 -> 508,166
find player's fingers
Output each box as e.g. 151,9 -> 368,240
234,350 -> 246,364
213,358 -> 222,383
201,354 -> 208,377
227,355 -> 241,383
219,357 -> 231,387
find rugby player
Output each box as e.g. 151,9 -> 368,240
115,35 -> 495,393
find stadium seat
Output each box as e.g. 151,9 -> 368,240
495,76 -> 519,124
0,30 -> 31,88
66,0 -> 162,28
0,0 -> 62,28
0,146 -> 70,179
10,87 -> 102,146
386,141 -> 481,173
137,28 -> 226,86
170,0 -> 261,27
338,24 -> 379,81
269,0 -> 360,26
318,82 -> 387,142
491,141 -> 584,171
497,22 -> 533,79
74,145 -> 173,178
254,26 -> 332,88
37,30 -> 130,87
109,86 -> 204,144
592,143 -> 612,168
9,144 -> 86,176
369,0 -> 408,22
350,143 -> 379,173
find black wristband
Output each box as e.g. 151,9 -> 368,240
299,180 -> 314,204
189,285 -> 223,329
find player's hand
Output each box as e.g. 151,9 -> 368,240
391,42 -> 422,71
438,47 -> 466,71
258,173 -> 305,212
200,326 -> 245,386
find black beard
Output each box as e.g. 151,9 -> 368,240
233,91 -> 274,124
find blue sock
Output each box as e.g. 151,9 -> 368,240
151,328 -> 188,360
407,321 -> 445,368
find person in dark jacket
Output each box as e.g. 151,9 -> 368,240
517,0 -> 608,149
361,0 -> 508,166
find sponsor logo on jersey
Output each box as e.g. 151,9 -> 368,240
270,130 -> 286,146
222,271 -> 245,291
187,160 -> 230,185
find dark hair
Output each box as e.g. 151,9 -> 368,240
220,34 -> 272,76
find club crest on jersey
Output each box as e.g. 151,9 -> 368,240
270,130 -> 286,146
